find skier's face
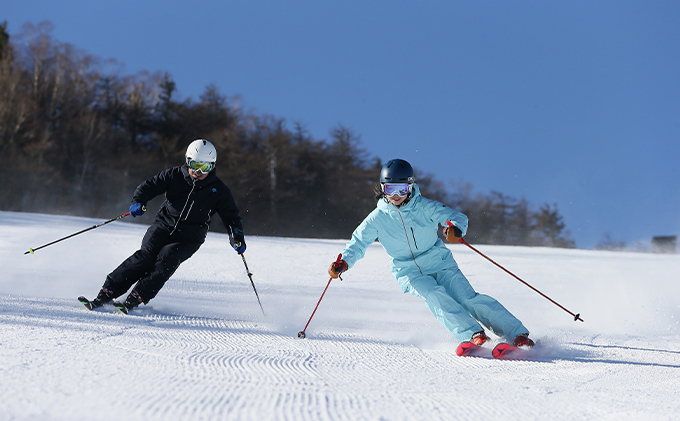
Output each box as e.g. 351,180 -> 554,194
386,194 -> 407,206
188,168 -> 209,180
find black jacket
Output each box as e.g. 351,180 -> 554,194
131,165 -> 243,241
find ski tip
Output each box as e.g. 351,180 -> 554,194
492,343 -> 518,359
112,301 -> 129,314
456,341 -> 485,357
456,342 -> 473,356
24,248 -> 34,255
77,296 -> 94,311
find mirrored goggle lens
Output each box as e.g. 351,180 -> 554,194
383,183 -> 411,197
189,160 -> 214,173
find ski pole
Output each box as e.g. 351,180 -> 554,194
448,222 -> 583,322
240,253 -> 265,316
24,211 -> 133,255
298,254 -> 342,338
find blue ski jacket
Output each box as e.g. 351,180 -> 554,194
341,184 -> 468,290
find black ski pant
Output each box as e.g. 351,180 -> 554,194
103,222 -> 203,303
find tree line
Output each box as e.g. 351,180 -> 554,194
0,21 -> 574,247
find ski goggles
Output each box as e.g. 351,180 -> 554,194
188,160 -> 215,173
382,183 -> 412,197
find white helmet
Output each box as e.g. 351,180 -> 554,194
186,139 -> 217,173
186,139 -> 217,163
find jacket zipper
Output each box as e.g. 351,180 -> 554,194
170,178 -> 197,235
184,201 -> 194,221
398,209 -> 424,276
410,227 -> 418,249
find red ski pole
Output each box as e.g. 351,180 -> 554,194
448,222 -> 583,322
298,254 -> 343,338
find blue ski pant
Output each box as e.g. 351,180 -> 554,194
398,267 -> 528,342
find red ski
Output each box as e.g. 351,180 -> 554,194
459,341 -> 535,359
456,341 -> 487,357
492,343 -> 520,359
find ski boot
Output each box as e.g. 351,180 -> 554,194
79,288 -> 114,310
513,333 -> 535,348
471,331 -> 489,346
113,291 -> 143,314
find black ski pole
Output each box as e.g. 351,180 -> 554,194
24,211 -> 133,255
298,254 -> 342,339
240,253 -> 265,316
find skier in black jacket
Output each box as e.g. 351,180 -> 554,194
81,139 -> 245,313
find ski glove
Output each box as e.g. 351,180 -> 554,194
444,221 -> 463,243
232,239 -> 246,255
328,259 -> 348,279
129,203 -> 146,217
230,227 -> 246,254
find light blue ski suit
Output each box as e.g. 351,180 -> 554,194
341,184 -> 528,342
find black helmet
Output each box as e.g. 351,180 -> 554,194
380,159 -> 415,184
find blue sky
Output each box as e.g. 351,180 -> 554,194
5,1 -> 680,248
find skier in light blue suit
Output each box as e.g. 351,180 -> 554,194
328,159 -> 534,348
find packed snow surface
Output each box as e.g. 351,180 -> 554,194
1,211 -> 679,420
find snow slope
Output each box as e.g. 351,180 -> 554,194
1,211 -> 679,420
